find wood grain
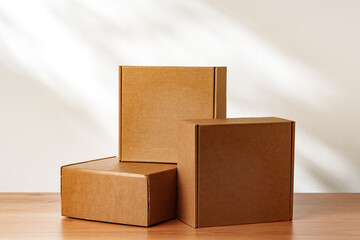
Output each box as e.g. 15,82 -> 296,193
0,193 -> 359,239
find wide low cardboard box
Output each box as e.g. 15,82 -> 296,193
177,117 -> 295,228
61,156 -> 177,227
119,66 -> 226,164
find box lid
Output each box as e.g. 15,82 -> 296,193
181,116 -> 292,126
64,156 -> 176,176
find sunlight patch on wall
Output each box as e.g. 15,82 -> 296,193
0,0 -> 357,191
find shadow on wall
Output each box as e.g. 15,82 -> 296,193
0,45 -> 116,191
0,9 -> 117,191
0,0 -> 359,192
204,0 -> 360,192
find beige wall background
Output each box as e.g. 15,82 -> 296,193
1,0 -> 359,192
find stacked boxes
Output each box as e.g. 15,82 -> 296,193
61,66 -> 226,226
61,66 -> 295,228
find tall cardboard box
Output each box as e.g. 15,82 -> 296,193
177,117 -> 295,228
119,66 -> 226,163
61,157 -> 177,227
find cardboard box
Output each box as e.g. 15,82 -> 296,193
177,117 -> 295,227
61,156 -> 177,227
119,66 -> 226,163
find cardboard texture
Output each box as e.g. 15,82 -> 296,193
61,157 -> 177,227
177,117 -> 295,228
119,66 -> 226,163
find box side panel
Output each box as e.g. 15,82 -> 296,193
177,121 -> 197,227
147,169 -> 177,226
197,122 -> 292,227
289,121 -> 295,220
119,66 -> 122,161
121,66 -> 215,163
214,67 -> 226,118
61,167 -> 148,226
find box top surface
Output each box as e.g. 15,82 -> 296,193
181,117 -> 293,126
120,66 -> 226,69
63,157 -> 176,176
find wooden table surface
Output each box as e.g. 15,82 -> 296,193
0,193 -> 359,240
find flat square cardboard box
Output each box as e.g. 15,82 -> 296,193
119,66 -> 226,163
177,117 -> 295,228
61,156 -> 177,227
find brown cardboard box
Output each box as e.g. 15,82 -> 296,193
119,66 -> 226,163
177,117 -> 295,228
61,156 -> 177,227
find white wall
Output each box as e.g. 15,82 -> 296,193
1,0 -> 359,192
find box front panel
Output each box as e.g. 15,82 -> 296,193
197,122 -> 292,227
61,168 -> 148,226
121,67 -> 215,163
